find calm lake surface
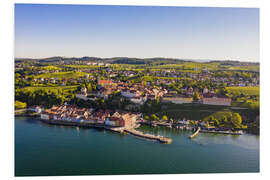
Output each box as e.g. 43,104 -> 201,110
15,117 -> 259,176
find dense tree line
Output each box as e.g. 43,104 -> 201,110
15,88 -> 69,108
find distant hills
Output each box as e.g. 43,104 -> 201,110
14,56 -> 259,65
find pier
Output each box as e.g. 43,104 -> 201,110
200,129 -> 243,135
124,128 -> 172,144
105,126 -> 125,133
189,127 -> 201,139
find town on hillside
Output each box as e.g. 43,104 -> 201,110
15,57 -> 260,137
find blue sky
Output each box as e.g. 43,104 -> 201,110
15,4 -> 259,61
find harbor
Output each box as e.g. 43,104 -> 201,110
40,118 -> 172,144
24,104 -> 243,145
140,120 -> 244,139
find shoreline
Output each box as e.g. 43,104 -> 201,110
15,115 -> 259,138
39,118 -> 172,144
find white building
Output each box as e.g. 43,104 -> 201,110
40,113 -> 50,120
162,96 -> 193,104
130,97 -> 146,105
121,90 -> 140,98
202,96 -> 231,106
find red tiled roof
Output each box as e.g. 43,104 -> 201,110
98,80 -> 113,84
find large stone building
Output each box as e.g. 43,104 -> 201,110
202,94 -> 231,106
162,95 -> 193,104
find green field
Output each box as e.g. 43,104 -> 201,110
226,86 -> 260,96
150,103 -> 230,120
222,65 -> 259,72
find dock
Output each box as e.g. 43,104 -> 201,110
200,129 -> 243,135
124,128 -> 172,144
189,127 -> 201,139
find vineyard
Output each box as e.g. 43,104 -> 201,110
33,71 -> 88,79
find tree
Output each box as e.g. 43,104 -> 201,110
219,87 -> 228,95
144,115 -> 150,121
162,115 -> 168,121
87,83 -> 93,92
231,113 -> 242,128
214,118 -> 220,127
222,116 -> 228,124
193,91 -> 200,101
151,114 -> 159,121
15,101 -> 27,109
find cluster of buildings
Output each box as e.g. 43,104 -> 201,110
177,119 -> 207,127
77,79 -> 168,105
76,79 -> 232,106
86,62 -> 111,66
17,62 -> 259,108
21,63 -> 259,88
68,66 -> 259,88
40,105 -> 140,128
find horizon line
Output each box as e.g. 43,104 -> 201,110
14,56 -> 260,62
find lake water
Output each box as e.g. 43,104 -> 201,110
15,117 -> 259,176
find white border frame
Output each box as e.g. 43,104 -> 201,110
1,0 -> 269,180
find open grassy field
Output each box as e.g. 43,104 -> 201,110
220,65 -> 259,72
149,102 -> 255,123
154,103 -> 230,120
226,86 -> 260,96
